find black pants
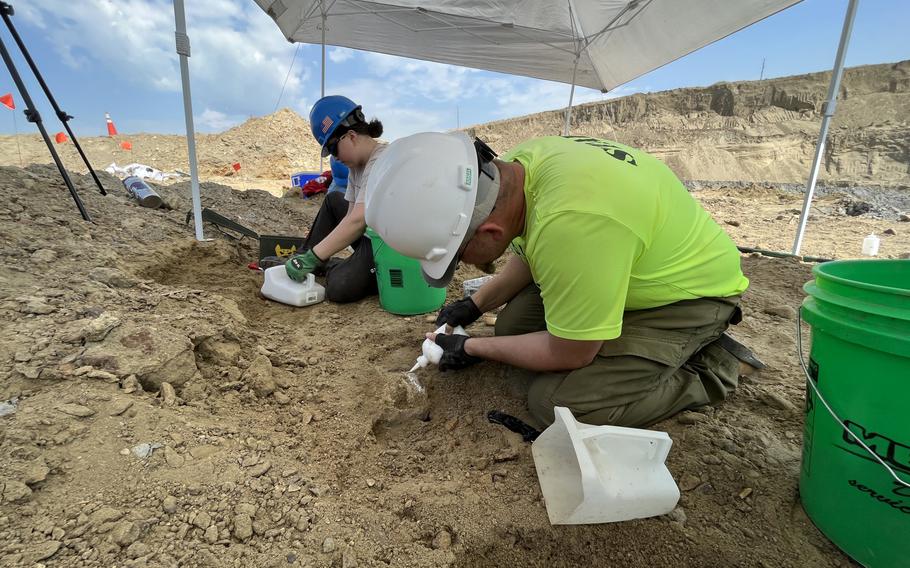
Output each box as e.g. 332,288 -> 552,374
303,192 -> 378,303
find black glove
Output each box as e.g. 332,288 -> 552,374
435,297 -> 483,328
435,334 -> 482,371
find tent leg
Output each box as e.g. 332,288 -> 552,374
319,5 -> 326,172
562,54 -> 580,136
791,0 -> 859,256
174,0 -> 204,242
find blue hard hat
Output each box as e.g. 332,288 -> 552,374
330,157 -> 349,188
309,95 -> 363,156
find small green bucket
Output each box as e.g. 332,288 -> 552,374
800,259 -> 910,567
365,228 -> 446,316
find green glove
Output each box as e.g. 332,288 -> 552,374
285,250 -> 324,282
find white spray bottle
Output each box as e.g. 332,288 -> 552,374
409,324 -> 468,372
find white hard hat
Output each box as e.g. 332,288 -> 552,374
365,131 -> 500,287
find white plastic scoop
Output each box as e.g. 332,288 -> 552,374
532,406 -> 680,524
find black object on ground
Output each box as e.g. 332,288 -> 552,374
487,410 -> 541,443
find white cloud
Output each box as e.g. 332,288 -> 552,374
19,0 -> 304,120
196,108 -> 241,130
311,77 -> 448,140
361,52 -> 482,103
328,48 -> 355,63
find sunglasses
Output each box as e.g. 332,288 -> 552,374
324,130 -> 352,157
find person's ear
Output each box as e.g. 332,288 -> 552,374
474,220 -> 505,242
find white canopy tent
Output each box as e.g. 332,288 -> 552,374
173,0 -> 859,253
254,0 -> 802,133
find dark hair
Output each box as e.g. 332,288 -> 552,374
348,118 -> 383,139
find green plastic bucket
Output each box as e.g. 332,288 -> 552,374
365,228 -> 446,316
800,259 -> 910,567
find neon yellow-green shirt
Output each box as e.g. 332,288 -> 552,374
503,136 -> 748,341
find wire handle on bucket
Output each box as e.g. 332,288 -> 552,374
797,307 -> 910,489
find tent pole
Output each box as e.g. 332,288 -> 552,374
562,53 -> 580,136
174,0 -> 204,241
791,0 -> 858,255
319,4 -> 326,172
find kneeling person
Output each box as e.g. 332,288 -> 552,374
365,133 -> 761,428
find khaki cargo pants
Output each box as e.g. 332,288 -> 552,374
495,284 -> 742,429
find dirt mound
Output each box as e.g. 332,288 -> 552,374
1,161 -> 908,566
0,108 -> 323,186
2,61 -> 909,193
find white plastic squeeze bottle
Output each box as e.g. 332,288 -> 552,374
409,324 -> 468,372
861,233 -> 880,256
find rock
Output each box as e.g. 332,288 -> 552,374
164,446 -> 185,468
233,514 -> 253,541
322,536 -> 336,553
845,201 -> 872,216
248,461 -> 272,478
22,461 -> 50,485
82,322 -> 197,390
109,399 -> 133,416
899,213 -> 910,222
57,403 -> 95,418
243,354 -> 277,397
22,540 -> 61,563
87,369 -> 119,382
88,267 -> 138,288
702,454 -> 722,465
483,314 -> 498,326
898,252 -> 910,260
196,337 -> 242,364
126,542 -> 150,559
192,511 -> 212,529
739,487 -> 754,500
762,391 -> 797,412
31,249 -> 57,263
121,375 -> 142,394
2,479 -> 32,502
204,525 -> 219,544
90,507 -> 123,525
666,507 -> 687,524
679,473 -> 701,492
432,529 -> 452,550
273,391 -> 291,405
162,495 -> 178,514
23,298 -> 56,315
110,520 -> 140,547
677,412 -> 706,425
160,382 -> 177,406
724,219 -> 741,227
82,313 -> 122,342
882,228 -> 896,236
763,305 -> 797,319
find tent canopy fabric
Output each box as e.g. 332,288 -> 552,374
255,0 -> 802,93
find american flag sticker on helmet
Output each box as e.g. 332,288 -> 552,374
321,116 -> 333,134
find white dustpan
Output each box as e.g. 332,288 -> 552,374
531,406 -> 680,524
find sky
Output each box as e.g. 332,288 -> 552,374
0,0 -> 908,142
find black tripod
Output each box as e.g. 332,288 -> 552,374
0,2 -> 98,220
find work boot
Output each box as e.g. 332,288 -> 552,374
715,333 -> 765,377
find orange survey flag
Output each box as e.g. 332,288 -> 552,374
0,93 -> 13,110
120,140 -> 133,150
55,132 -> 68,144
